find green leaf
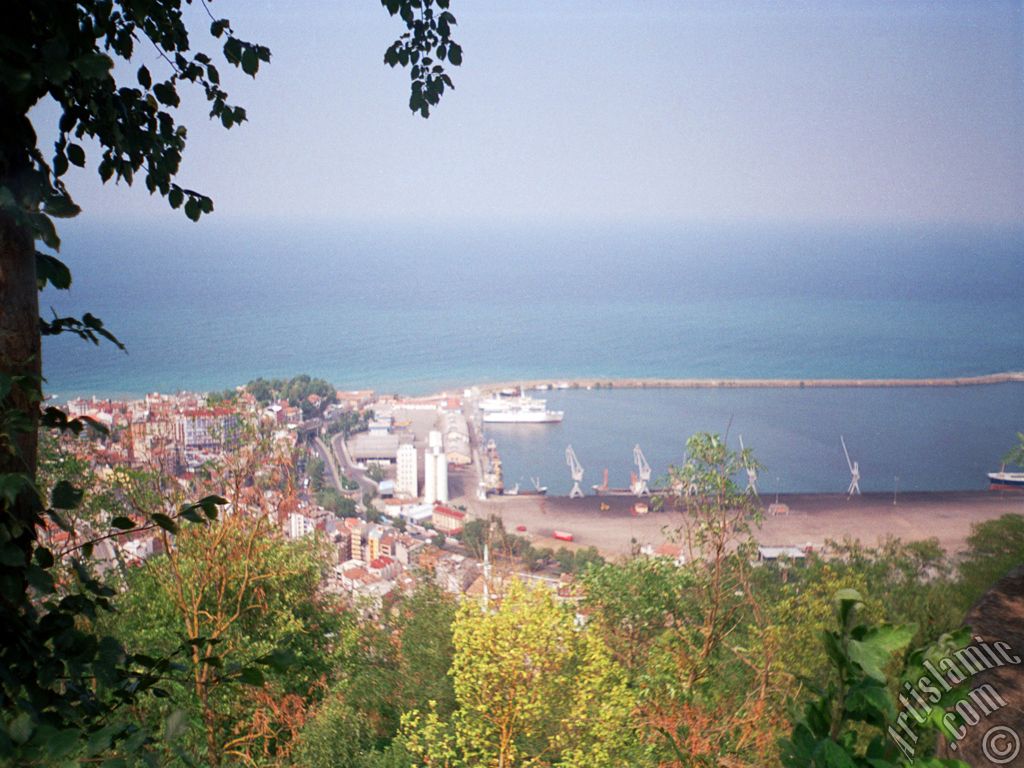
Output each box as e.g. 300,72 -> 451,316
31,213 -> 61,250
816,738 -> 858,768
8,713 -> 33,744
236,667 -> 265,686
223,36 -> 242,64
137,66 -> 152,89
834,588 -> 863,628
151,513 -> 178,533
67,143 -> 85,167
256,647 -> 297,672
184,197 -> 200,221
0,474 -> 34,507
241,48 -> 259,76
448,42 -> 463,66
73,52 -> 113,79
867,623 -> 918,654
86,724 -> 118,756
42,193 -> 81,219
153,82 -> 179,107
33,546 -> 54,568
36,252 -> 72,290
51,480 -> 83,509
26,565 -> 55,594
180,507 -> 204,524
845,682 -> 894,721
121,727 -> 149,753
45,728 -> 80,759
848,625 -> 916,682
110,517 -> 136,530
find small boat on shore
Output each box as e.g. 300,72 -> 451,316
505,477 -> 548,496
988,471 -> 1024,490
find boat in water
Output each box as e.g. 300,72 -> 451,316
988,471 -> 1024,490
481,395 -> 564,424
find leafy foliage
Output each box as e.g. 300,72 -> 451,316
957,514 -> 1024,606
401,580 -> 639,767
381,0 -> 462,117
780,589 -> 970,768
247,374 -> 337,416
0,374 -> 233,764
1002,432 -> 1024,468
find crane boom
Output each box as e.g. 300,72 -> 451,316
631,444 -> 651,496
739,434 -> 758,495
566,445 -> 585,498
841,435 -> 861,495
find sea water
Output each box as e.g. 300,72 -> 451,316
40,218 -> 1024,489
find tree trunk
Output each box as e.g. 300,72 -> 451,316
0,213 -> 40,477
0,212 -> 41,621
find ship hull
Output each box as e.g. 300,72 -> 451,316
988,472 -> 1024,490
483,411 -> 564,424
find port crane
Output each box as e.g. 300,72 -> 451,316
566,445 -> 585,499
841,435 -> 861,496
739,434 -> 758,495
631,444 -> 651,496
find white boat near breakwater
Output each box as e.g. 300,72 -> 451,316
481,395 -> 564,424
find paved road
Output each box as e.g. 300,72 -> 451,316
312,436 -> 344,493
329,432 -> 378,502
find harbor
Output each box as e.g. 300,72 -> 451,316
450,379 -> 1024,558
473,381 -> 1024,495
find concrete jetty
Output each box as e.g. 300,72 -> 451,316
480,371 -> 1024,393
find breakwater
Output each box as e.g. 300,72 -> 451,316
480,371 -> 1024,394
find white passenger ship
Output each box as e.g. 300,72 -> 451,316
480,395 -> 564,424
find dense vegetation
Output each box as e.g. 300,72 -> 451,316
246,376 -> 337,417
7,427 -> 1019,765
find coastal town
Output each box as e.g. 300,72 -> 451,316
48,377 -> 1022,618
51,383 -> 602,614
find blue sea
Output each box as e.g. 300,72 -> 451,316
41,218 -> 1024,491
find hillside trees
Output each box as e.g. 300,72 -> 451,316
646,433 -> 786,764
110,513 -> 334,765
290,582 -> 457,767
400,579 -> 639,768
957,514 -> 1024,606
247,374 -> 338,416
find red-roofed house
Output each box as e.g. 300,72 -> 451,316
432,504 -> 465,535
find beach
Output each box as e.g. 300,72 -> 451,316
458,488 -> 1024,558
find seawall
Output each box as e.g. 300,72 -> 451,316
479,371 -> 1024,393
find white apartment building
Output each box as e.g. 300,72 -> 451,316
395,442 -> 418,498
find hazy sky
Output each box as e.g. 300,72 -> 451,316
42,0 -> 1024,226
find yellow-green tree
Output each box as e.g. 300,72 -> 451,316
400,579 -> 640,768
